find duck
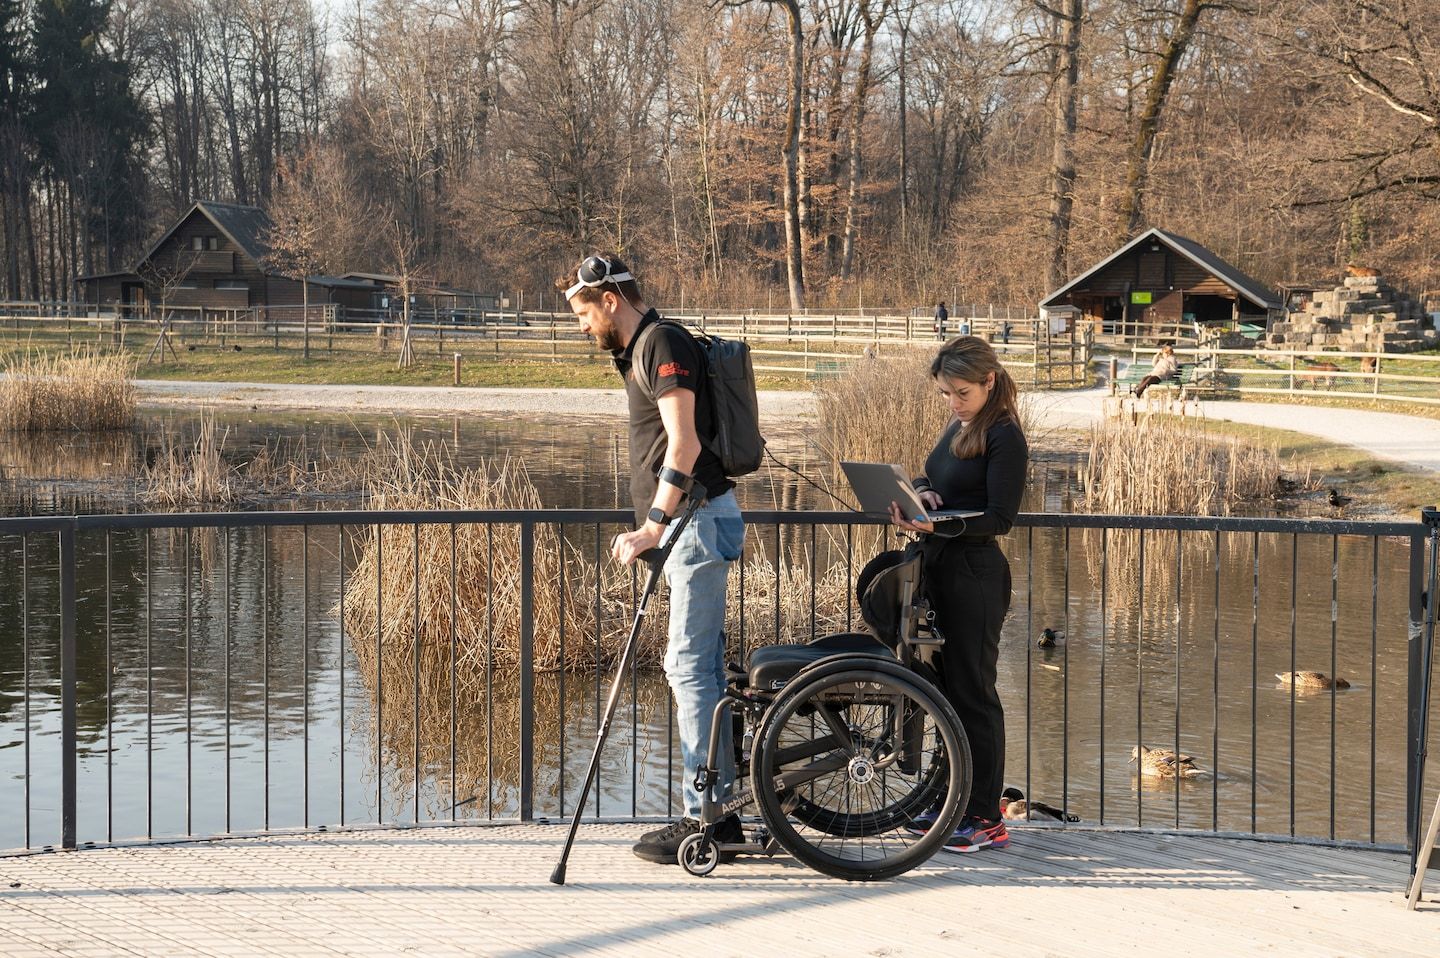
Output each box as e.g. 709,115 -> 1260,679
1276,670 -> 1350,690
1274,476 -> 1299,495
1130,745 -> 1206,778
1037,628 -> 1063,649
1327,488 -> 1353,508
1000,787 -> 1079,823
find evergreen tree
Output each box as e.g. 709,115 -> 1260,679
0,0 -> 30,297
29,0 -> 148,279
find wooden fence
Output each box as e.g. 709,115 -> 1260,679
0,302 -> 1092,386
1124,343 -> 1440,407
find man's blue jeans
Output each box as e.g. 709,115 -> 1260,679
662,490 -> 744,819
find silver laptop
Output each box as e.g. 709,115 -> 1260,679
839,461 -> 985,523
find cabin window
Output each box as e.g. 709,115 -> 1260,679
208,236 -> 220,250
191,237 -> 204,250
215,280 -> 248,291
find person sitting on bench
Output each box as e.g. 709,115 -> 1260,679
1132,344 -> 1178,398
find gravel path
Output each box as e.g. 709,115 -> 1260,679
135,378 -> 818,421
136,379 -> 1440,475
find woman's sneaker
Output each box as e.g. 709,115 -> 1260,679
903,807 -> 942,836
941,816 -> 1010,853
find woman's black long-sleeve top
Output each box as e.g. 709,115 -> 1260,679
911,418 -> 1028,538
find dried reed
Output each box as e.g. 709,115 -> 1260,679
143,411 -> 237,505
0,350 -> 136,432
1080,413 -> 1280,516
339,430 -> 859,683
1079,413 -> 1285,606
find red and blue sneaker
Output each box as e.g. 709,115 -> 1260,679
903,807 -> 941,836
941,816 -> 1009,853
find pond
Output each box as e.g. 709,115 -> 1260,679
0,407 -> 1429,852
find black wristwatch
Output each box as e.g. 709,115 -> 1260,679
646,507 -> 673,527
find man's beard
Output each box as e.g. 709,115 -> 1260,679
597,326 -> 623,351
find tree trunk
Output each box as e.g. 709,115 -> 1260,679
896,10 -> 910,234
1118,0 -> 1207,241
775,0 -> 806,311
840,5 -> 881,280
1045,0 -> 1083,293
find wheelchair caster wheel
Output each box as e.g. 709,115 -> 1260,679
678,832 -> 720,877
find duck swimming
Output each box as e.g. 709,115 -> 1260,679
1276,670 -> 1350,690
1327,488 -> 1353,507
1130,745 -> 1206,778
1037,628 -> 1063,649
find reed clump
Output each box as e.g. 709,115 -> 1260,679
339,432 -> 612,680
1080,413 -> 1286,608
143,412 -> 238,505
0,350 -> 136,432
1080,413 -> 1280,516
340,430 -> 861,683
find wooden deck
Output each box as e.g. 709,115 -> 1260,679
0,823 -> 1434,956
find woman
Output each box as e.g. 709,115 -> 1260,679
1132,343 -> 1178,397
889,336 -> 1028,853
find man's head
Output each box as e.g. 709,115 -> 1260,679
558,254 -> 646,352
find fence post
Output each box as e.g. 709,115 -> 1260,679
519,521 -> 535,822
60,524 -> 77,850
1408,508 -> 1439,873
453,352 -> 462,386
1374,355 -> 1382,398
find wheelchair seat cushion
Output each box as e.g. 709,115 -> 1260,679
746,632 -> 895,690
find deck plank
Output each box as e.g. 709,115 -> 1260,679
0,824 -> 1434,957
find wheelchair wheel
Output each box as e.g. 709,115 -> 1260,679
751,657 -> 970,881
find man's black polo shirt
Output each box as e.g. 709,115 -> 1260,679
612,309 -> 734,521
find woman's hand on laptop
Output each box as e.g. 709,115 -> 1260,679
918,490 -> 943,511
888,501 -> 933,534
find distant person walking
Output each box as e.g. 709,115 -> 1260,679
934,302 -> 948,341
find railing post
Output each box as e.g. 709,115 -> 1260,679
1408,507 -> 1439,874
519,520 -> 535,821
60,524 -> 77,850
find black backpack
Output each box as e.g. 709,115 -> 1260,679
633,320 -> 766,477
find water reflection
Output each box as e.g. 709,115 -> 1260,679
0,408 -> 1432,853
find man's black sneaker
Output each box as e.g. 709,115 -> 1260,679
631,815 -> 745,864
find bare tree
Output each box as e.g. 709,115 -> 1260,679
1115,0 -> 1240,240
138,247 -> 203,363
1038,0 -> 1082,292
264,153 -> 327,360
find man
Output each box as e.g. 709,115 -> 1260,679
560,254 -> 745,863
934,301 -> 948,341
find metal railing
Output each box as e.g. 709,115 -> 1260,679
0,508 -> 1434,858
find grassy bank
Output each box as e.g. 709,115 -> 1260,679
0,330 -> 812,391
1161,417 -> 1439,518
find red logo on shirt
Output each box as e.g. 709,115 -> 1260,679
658,362 -> 689,378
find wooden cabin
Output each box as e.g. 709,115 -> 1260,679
73,201 -> 488,319
1040,228 -> 1282,341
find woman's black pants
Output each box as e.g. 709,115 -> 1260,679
922,538 -> 1011,820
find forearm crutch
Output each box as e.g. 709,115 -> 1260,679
551,486 -> 706,885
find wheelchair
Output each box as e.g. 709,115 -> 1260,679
677,549 -> 973,881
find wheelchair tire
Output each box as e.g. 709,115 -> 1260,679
751,657 -> 970,881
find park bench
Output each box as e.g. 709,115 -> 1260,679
1116,361 -> 1217,398
807,359 -> 848,380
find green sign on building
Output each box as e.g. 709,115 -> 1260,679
1130,291 -> 1153,305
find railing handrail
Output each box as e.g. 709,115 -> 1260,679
0,509 -> 1426,538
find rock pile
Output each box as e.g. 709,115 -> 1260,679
1266,274 -> 1437,352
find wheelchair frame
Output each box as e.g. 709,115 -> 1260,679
681,555 -> 973,881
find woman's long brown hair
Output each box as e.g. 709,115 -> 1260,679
930,336 -> 1023,459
